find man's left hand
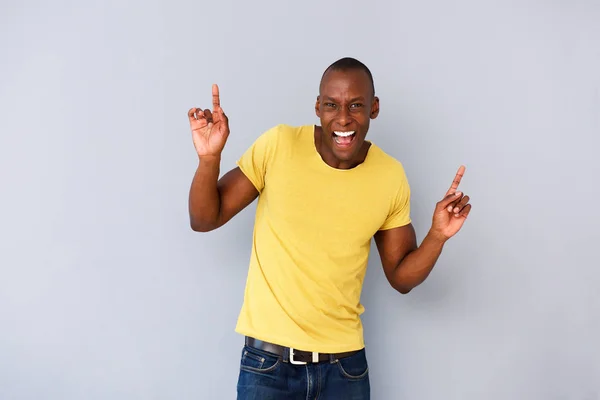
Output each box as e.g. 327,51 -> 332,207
430,165 -> 472,241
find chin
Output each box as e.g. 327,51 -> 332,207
331,144 -> 363,162
333,148 -> 358,160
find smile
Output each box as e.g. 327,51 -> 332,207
333,131 -> 356,146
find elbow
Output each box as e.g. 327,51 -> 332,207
189,207 -> 223,232
386,273 -> 414,295
190,224 -> 212,233
390,280 -> 413,295
395,285 -> 412,295
189,218 -> 218,232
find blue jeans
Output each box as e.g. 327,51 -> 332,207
236,344 -> 370,399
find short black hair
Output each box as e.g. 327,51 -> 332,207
320,57 -> 375,97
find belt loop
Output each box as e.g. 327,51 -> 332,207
282,347 -> 289,363
329,353 -> 336,364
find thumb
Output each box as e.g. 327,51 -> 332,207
215,107 -> 229,133
216,107 -> 228,124
438,191 -> 462,209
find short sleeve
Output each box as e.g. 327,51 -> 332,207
379,170 -> 412,230
236,125 -> 279,193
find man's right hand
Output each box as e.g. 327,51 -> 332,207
188,84 -> 230,158
187,84 -> 259,232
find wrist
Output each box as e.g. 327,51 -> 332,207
425,229 -> 448,247
198,153 -> 222,164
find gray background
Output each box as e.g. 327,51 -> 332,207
1,0 -> 599,399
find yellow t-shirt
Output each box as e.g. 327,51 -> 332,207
235,124 -> 411,353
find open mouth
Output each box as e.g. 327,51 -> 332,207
332,131 -> 356,147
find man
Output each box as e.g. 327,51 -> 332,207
187,57 -> 471,399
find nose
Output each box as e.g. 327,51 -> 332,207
337,107 -> 351,127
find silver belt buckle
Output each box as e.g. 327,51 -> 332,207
289,348 -> 319,365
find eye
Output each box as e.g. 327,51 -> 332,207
325,102 -> 336,108
350,103 -> 363,109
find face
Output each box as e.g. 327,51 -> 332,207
315,69 -> 379,166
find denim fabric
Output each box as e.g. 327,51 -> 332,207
236,344 -> 370,399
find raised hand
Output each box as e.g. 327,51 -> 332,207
431,165 -> 472,241
188,84 -> 230,158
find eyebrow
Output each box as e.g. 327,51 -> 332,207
322,96 -> 366,103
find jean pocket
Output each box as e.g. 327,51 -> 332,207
336,349 -> 369,380
240,346 -> 281,374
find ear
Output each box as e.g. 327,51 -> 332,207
315,96 -> 321,118
370,96 -> 380,119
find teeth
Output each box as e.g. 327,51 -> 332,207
334,131 -> 355,137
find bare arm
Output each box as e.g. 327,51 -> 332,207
189,162 -> 258,232
374,224 -> 444,294
374,166 -> 472,294
187,84 -> 259,232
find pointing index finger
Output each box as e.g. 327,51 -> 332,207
447,165 -> 466,195
212,83 -> 220,111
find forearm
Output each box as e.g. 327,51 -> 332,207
188,155 -> 222,231
392,231 -> 446,293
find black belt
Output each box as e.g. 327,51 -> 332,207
245,336 -> 360,365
